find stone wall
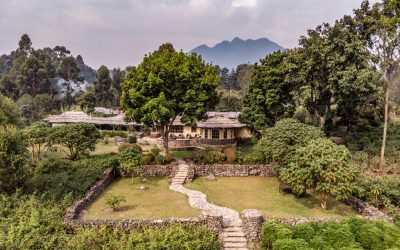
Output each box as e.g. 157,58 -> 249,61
65,168 -> 117,220
65,215 -> 224,234
117,163 -> 179,179
347,196 -> 394,222
190,164 -> 276,179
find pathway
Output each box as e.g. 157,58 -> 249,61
169,160 -> 248,250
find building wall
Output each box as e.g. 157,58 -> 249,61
236,127 -> 252,138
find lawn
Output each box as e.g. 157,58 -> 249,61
170,150 -> 197,159
90,142 -> 119,155
84,177 -> 200,220
185,177 -> 355,218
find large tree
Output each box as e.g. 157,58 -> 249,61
121,43 -> 220,153
354,0 -> 400,164
280,138 -> 360,209
240,51 -> 295,129
288,19 -> 380,129
94,65 -> 114,107
57,56 -> 83,107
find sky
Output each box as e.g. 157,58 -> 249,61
0,0 -> 378,69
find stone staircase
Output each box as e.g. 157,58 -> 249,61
221,221 -> 248,250
170,160 -> 248,250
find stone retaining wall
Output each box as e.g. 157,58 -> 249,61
65,215 -> 224,234
190,164 -> 276,179
117,163 -> 178,178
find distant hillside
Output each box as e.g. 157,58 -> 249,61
190,37 -> 285,69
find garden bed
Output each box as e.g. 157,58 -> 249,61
83,177 -> 200,220
185,176 -> 355,218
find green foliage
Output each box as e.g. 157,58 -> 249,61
240,51 -> 296,129
94,65 -> 115,107
57,56 -> 83,106
280,138 -> 360,208
103,136 -> 109,145
0,125 -> 27,193
215,90 -> 242,112
105,194 -> 126,211
0,94 -> 20,126
26,156 -> 109,200
256,118 -> 324,165
126,134 -> 137,144
50,122 -> 100,160
23,122 -> 51,162
120,43 -> 220,152
193,148 -> 226,164
117,143 -> 142,153
261,218 -> 400,250
118,148 -> 142,182
0,192 -> 219,249
16,93 -> 56,124
100,130 -> 127,139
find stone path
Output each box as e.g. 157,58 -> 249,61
169,160 -> 248,250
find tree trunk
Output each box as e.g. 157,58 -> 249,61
163,125 -> 169,154
319,192 -> 328,209
380,72 -> 391,166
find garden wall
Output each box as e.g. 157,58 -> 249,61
117,163 -> 179,178
189,164 -> 276,180
64,167 -> 223,234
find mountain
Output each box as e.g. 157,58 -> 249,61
190,37 -> 285,69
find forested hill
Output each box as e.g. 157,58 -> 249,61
0,47 -> 96,84
190,37 -> 284,69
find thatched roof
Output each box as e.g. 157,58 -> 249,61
172,112 -> 246,128
44,111 -> 139,126
45,111 -> 246,128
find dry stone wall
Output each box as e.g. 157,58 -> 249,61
190,164 -> 276,179
117,163 -> 178,178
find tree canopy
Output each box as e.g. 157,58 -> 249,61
121,43 -> 220,152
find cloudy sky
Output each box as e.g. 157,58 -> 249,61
0,0 -> 376,69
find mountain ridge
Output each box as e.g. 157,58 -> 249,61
190,37 -> 285,69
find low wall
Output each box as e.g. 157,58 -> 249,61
65,215 -> 224,234
190,164 -> 276,179
117,163 -> 178,178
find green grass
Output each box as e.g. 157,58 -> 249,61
84,177 -> 200,220
185,177 -> 355,218
170,150 -> 196,159
90,142 -> 119,155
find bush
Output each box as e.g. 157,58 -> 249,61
260,218 -> 400,250
141,155 -> 153,165
155,154 -> 165,165
103,136 -> 109,145
222,145 -> 236,163
100,130 -> 127,139
127,134 -> 137,143
164,153 -> 174,164
193,148 -> 226,164
105,195 -> 126,211
118,143 -> 142,153
272,238 -> 310,250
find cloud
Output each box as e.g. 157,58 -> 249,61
0,0 -> 375,68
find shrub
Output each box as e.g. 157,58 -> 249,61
141,155 -> 153,165
164,153 -> 174,164
155,154 -> 165,165
194,148 -> 226,164
242,150 -> 264,164
118,143 -> 142,153
127,134 -> 137,144
257,118 -> 324,166
261,221 -> 292,249
118,148 -> 142,183
150,147 -> 162,159
100,130 -> 127,139
272,238 -> 310,250
103,136 -> 109,145
222,145 -> 236,163
105,195 -> 126,211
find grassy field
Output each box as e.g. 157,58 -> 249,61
84,177 -> 200,220
185,177 -> 355,218
170,150 -> 197,159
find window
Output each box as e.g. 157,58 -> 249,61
212,129 -> 220,139
204,129 -> 208,139
191,126 -> 197,133
170,125 -> 183,133
223,129 -> 227,139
